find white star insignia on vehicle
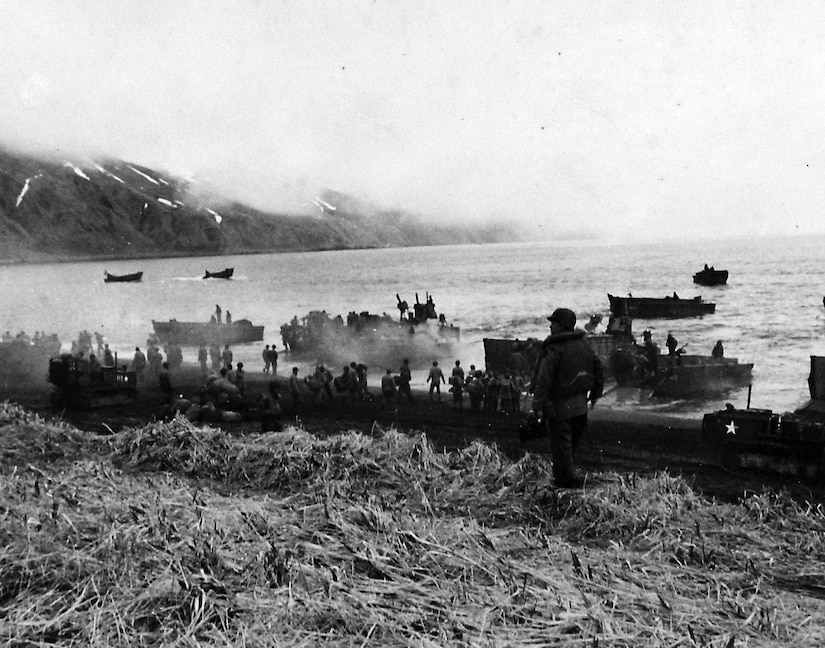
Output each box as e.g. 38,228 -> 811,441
725,420 -> 737,435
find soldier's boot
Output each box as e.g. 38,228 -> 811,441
550,421 -> 582,488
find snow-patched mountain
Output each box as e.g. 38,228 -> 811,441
0,148 -> 517,262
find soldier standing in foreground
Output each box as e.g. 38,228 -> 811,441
530,308 -> 604,488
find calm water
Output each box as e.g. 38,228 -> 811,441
2,234 -> 824,416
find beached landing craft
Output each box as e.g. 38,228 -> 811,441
483,317 -> 751,398
702,356 -> 825,479
104,270 -> 143,283
203,267 -> 234,279
151,318 -> 264,346
648,354 -> 752,397
608,293 -> 716,319
281,293 -> 460,368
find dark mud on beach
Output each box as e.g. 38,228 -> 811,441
5,363 -> 824,506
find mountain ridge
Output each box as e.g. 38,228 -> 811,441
0,147 -> 520,263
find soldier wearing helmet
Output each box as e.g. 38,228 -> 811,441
529,307 -> 604,488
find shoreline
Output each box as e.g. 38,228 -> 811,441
8,363 -> 821,505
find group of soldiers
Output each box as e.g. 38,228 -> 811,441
285,356 -> 526,415
428,360 -> 525,413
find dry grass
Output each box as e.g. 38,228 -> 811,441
1,402 -> 825,646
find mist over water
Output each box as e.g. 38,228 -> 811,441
2,234 -> 824,416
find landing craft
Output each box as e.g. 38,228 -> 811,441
608,293 -> 716,319
692,265 -> 728,286
151,318 -> 264,346
104,270 -> 143,283
203,267 -> 234,279
483,315 -> 752,398
280,293 -> 460,369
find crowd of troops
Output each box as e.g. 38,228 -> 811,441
290,357 -> 526,415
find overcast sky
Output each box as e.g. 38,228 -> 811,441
2,1 -> 825,241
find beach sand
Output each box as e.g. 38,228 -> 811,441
5,362 -> 822,504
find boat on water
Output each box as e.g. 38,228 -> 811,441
692,265 -> 728,286
203,267 -> 234,279
702,356 -> 825,479
608,293 -> 716,319
151,319 -> 264,346
281,293 -> 460,368
104,270 -> 143,283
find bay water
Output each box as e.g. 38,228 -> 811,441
2,233 -> 824,417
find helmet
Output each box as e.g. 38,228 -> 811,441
547,307 -> 576,331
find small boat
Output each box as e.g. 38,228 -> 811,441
104,270 -> 143,283
650,355 -> 753,397
151,318 -> 264,346
203,267 -> 234,279
608,293 -> 715,319
693,265 -> 728,286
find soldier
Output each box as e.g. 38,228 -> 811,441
427,361 -> 445,401
466,373 -> 483,410
398,358 -> 414,403
235,362 -> 246,396
132,346 -> 146,381
147,344 -> 163,376
262,345 -> 272,374
355,363 -> 371,401
666,332 -> 678,356
158,361 -> 174,402
381,368 -> 397,410
396,294 -> 409,321
269,344 -> 279,375
209,344 -> 222,371
102,344 -> 115,368
530,308 -> 604,488
289,366 -> 302,410
221,344 -> 233,368
451,360 -> 465,386
197,345 -> 209,377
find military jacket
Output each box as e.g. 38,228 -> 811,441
531,330 -> 605,421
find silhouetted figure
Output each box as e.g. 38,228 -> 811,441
102,344 -> 114,368
427,361 -> 445,401
158,362 -> 174,401
398,358 -> 414,403
712,340 -> 724,359
531,307 -> 605,488
381,369 -> 397,410
132,346 -> 146,381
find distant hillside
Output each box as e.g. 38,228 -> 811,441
0,148 -> 519,263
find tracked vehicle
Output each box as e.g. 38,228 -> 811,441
48,354 -> 137,408
702,356 -> 825,479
